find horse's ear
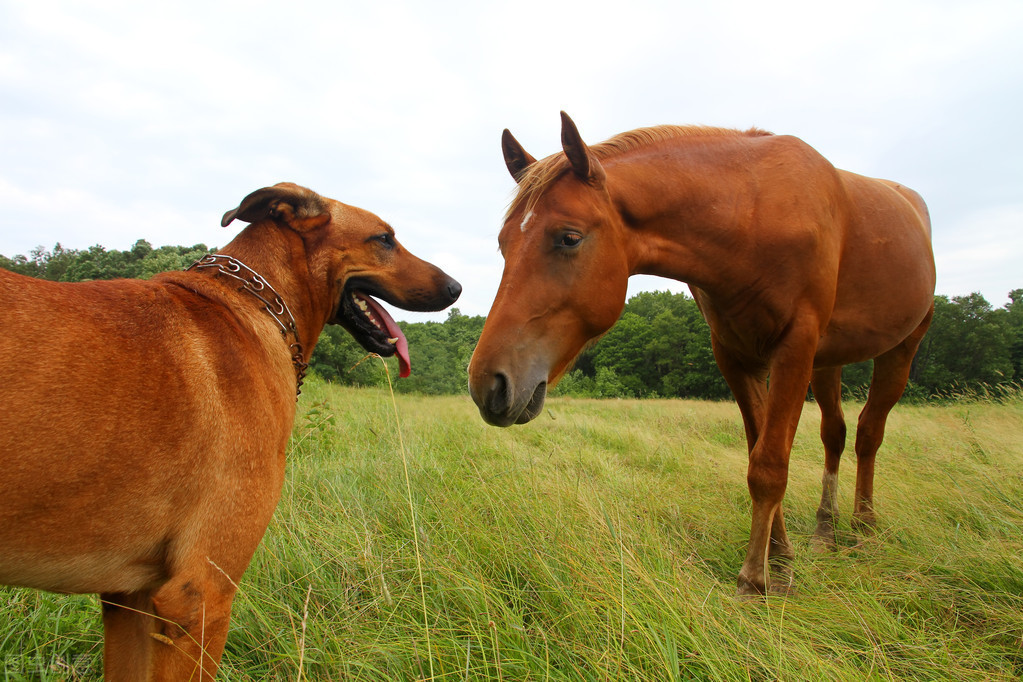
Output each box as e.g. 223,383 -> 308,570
560,111 -> 605,188
502,129 -> 536,182
221,183 -> 330,231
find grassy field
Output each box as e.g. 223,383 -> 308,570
2,377 -> 1022,680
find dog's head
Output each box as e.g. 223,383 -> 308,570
221,182 -> 461,377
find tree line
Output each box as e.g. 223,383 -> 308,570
4,241 -> 1021,401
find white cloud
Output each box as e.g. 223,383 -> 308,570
935,204 -> 1023,305
1,0 -> 1021,317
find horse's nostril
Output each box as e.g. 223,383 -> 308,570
447,279 -> 462,301
485,372 -> 510,415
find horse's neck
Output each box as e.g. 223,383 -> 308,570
611,157 -> 754,297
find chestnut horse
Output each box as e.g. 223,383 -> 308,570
468,113 -> 935,596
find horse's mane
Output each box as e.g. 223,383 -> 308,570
506,125 -> 772,220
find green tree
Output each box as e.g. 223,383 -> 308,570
592,312 -> 655,397
1004,288 -> 1023,383
912,293 -> 1014,394
5,241 -> 1020,400
1,244 -> 81,280
554,290 -> 729,400
392,309 -> 485,395
1,241 -> 211,283
307,325 -> 386,387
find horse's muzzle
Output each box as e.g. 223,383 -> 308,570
470,370 -> 547,427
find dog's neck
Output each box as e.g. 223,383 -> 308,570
222,222 -> 339,360
186,253 -> 309,398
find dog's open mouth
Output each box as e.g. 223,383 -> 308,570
333,286 -> 411,377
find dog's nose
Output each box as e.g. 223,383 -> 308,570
447,279 -> 462,302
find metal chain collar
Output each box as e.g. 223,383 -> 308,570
186,254 -> 308,398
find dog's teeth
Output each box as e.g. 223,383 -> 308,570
387,337 -> 399,344
356,298 -> 368,312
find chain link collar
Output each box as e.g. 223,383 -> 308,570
186,254 -> 308,398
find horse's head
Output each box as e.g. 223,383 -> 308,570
468,113 -> 631,426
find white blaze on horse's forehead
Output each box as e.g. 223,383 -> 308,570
519,209 -> 535,232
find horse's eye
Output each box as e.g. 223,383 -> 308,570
558,232 -> 583,249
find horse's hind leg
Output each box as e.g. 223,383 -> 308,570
853,311 -> 933,534
811,366 -> 846,549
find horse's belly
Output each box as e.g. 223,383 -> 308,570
815,236 -> 934,367
814,299 -> 930,367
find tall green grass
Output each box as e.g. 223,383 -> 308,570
2,380 -> 1021,680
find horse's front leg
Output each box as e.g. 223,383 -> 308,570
736,329 -> 817,597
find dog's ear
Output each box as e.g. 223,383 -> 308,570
221,183 -> 330,231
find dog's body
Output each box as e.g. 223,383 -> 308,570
0,183 -> 460,680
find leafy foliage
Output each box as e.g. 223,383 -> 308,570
911,293 -> 1016,394
552,291 -> 730,400
307,309 -> 486,394
0,240 -> 211,282
307,325 -> 390,388
3,242 -> 1021,401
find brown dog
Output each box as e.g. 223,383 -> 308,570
0,183 -> 461,680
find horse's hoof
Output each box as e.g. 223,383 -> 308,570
736,576 -> 766,600
810,534 -> 836,553
769,579 -> 797,597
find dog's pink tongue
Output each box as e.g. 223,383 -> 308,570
362,296 -> 411,378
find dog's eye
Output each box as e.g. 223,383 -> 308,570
371,234 -> 396,249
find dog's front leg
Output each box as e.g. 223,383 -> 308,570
146,572 -> 238,681
102,591 -> 157,681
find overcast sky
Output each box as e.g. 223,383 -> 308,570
2,0 -> 1021,322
